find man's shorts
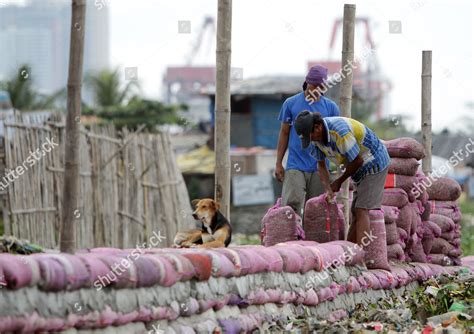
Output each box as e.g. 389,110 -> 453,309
351,166 -> 388,211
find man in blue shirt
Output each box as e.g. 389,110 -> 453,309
294,111 -> 390,247
275,65 -> 340,215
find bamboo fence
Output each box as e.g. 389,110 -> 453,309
0,111 -> 194,249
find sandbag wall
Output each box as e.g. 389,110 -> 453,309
382,137 -> 463,267
1,242 -> 472,333
426,177 -> 463,265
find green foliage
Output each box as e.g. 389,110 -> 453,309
85,68 -> 139,107
86,97 -> 186,131
0,65 -> 65,110
460,198 -> 474,256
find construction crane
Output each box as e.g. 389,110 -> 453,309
163,16 -> 216,104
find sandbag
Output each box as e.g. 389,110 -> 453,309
382,188 -> 409,208
385,222 -> 400,245
409,239 -> 428,263
304,193 -> 345,243
421,201 -> 431,221
441,231 -> 455,241
346,276 -> 362,293
397,227 -> 408,242
321,241 -> 365,266
422,237 -> 433,255
382,205 -> 400,224
275,244 -> 318,273
429,254 -> 453,266
261,199 -> 300,247
431,238 -> 454,254
364,210 -> 390,270
448,247 -> 462,258
384,137 -> 426,159
426,177 -> 462,201
387,243 -> 405,261
384,174 -> 419,198
388,157 -> 419,176
396,205 -> 413,236
450,238 -> 461,248
360,271 -> 382,290
429,201 -> 462,223
253,247 -> 284,272
0,254 -> 33,290
430,214 -> 455,233
273,247 -> 304,273
425,220 -> 442,238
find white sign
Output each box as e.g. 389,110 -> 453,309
232,174 -> 274,206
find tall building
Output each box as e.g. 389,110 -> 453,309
0,0 -> 110,94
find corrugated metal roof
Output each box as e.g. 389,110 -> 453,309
202,75 -> 339,96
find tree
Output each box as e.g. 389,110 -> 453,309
60,0 -> 86,254
85,68 -> 138,107
0,65 -> 65,110
88,97 -> 187,131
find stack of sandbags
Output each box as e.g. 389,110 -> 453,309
425,177 -> 463,266
382,138 -> 431,264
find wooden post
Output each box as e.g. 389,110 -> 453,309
421,51 -> 432,175
339,4 -> 356,231
214,0 -> 232,218
60,0 -> 86,253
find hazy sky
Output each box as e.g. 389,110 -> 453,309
4,0 -> 474,132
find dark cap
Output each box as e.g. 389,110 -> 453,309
294,110 -> 314,149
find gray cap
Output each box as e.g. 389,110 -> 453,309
294,110 -> 314,149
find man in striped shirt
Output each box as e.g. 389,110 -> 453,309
294,110 -> 390,247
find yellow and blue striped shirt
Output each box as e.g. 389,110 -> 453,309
310,117 -> 390,183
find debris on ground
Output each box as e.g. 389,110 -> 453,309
0,235 -> 43,254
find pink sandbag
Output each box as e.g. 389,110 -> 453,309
364,210 -> 390,270
409,239 -> 428,263
397,227 -> 408,242
212,248 -> 244,276
143,254 -> 180,286
45,254 -> 90,290
328,240 -> 365,266
32,255 -> 68,291
346,276 -> 362,293
261,199 -> 300,247
421,201 -> 431,221
160,252 -> 198,281
275,244 -> 320,273
273,247 -> 304,273
425,220 -> 442,238
396,205 -> 413,236
207,249 -> 242,278
317,286 -> 336,302
441,231 -> 455,241
303,193 -> 345,243
385,174 -> 419,198
429,254 -> 453,266
431,206 -> 462,223
0,254 -> 33,290
385,222 -> 400,245
426,177 -> 462,201
382,188 -> 409,208
382,205 -> 400,224
431,238 -> 455,254
430,214 -> 455,232
389,266 -> 411,286
303,288 -> 319,306
388,157 -> 420,176
315,243 -> 348,268
450,238 -> 461,247
77,254 -> 113,288
252,247 -> 284,272
132,257 -> 162,287
371,269 -> 396,289
384,137 -> 426,160
387,243 -> 405,261
231,247 -> 269,274
360,271 -> 382,290
448,247 -> 462,258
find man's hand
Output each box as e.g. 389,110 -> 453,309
275,163 -> 285,182
330,178 -> 342,193
326,188 -> 336,203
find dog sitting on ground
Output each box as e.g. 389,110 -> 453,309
173,198 -> 232,248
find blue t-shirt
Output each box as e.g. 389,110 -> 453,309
278,92 -> 340,172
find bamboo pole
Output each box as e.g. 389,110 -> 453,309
214,0 -> 232,218
60,0 -> 87,253
339,4 -> 356,233
421,51 -> 432,175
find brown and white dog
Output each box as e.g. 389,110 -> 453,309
173,198 -> 232,248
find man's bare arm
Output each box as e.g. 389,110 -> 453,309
275,123 -> 290,182
331,155 -> 364,192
